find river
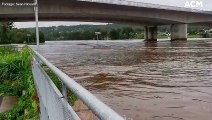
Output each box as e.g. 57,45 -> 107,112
34,39 -> 212,120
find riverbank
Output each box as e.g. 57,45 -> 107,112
0,46 -> 38,119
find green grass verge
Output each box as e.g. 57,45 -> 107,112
0,46 -> 78,120
188,34 -> 203,38
0,47 -> 38,120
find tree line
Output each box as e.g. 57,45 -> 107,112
24,24 -> 211,41
0,23 -> 211,44
0,22 -> 45,44
44,27 -> 144,40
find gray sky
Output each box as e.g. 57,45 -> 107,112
15,0 -> 212,28
14,22 -> 107,28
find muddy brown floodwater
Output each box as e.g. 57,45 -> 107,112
32,39 -> 212,120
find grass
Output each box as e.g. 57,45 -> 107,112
43,66 -> 78,105
188,34 -> 202,38
0,47 -> 16,56
0,47 -> 38,120
158,34 -> 203,39
0,46 -> 78,120
158,35 -> 169,39
0,49 -> 30,81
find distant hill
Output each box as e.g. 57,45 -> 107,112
23,24 -> 144,40
22,24 -> 211,41
24,24 -> 131,33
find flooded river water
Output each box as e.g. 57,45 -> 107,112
35,39 -> 212,120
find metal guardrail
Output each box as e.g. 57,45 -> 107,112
32,58 -> 80,120
32,49 -> 124,120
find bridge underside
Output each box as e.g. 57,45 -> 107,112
0,0 -> 211,40
0,1 -> 212,25
0,13 -> 181,26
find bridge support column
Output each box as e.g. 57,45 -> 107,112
171,24 -> 187,40
144,26 -> 157,41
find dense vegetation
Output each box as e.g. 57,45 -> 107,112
0,22 -> 45,44
0,47 -> 38,119
0,47 -> 78,119
0,22 -> 211,44
0,47 -> 79,120
0,22 -> 14,44
24,24 -> 211,41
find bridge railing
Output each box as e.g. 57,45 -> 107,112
31,49 -> 124,120
78,0 -> 146,7
77,0 -> 206,13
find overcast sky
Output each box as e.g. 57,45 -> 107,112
15,0 -> 212,28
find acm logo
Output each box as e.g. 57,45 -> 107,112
184,1 -> 203,8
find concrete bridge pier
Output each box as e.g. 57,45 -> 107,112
144,26 -> 158,41
171,24 -> 187,40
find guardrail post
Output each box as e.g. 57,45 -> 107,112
62,83 -> 68,100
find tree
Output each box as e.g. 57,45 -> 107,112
109,29 -> 120,40
120,27 -> 134,39
8,29 -> 30,43
82,30 -> 94,40
32,31 -> 45,43
0,22 -> 14,44
100,29 -> 109,40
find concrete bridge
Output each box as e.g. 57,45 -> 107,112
0,0 -> 212,40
